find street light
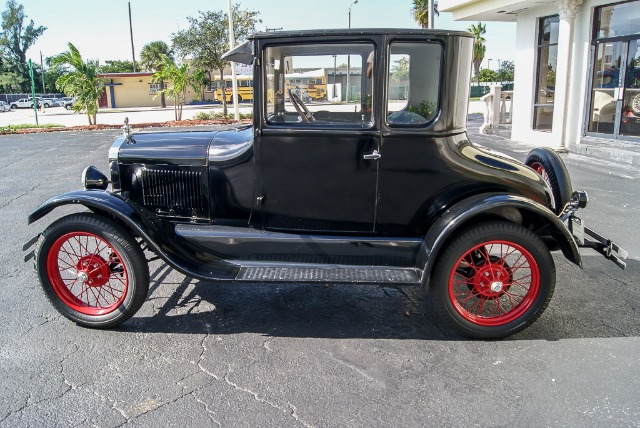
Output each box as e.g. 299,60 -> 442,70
346,0 -> 358,103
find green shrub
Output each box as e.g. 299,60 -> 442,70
193,111 -> 252,120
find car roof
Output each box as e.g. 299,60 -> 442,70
249,28 -> 473,40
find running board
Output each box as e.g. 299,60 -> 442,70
235,265 -> 421,284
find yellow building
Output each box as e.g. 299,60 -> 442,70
99,72 -> 204,109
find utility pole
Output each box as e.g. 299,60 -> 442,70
428,0 -> 435,28
347,0 -> 358,103
128,2 -> 136,72
40,51 -> 46,96
227,0 -> 240,120
28,60 -> 38,125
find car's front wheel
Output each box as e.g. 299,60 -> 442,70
431,221 -> 555,339
36,213 -> 149,328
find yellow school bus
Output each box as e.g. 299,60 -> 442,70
285,70 -> 327,101
214,75 -> 254,102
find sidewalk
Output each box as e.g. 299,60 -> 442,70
467,114 -> 640,179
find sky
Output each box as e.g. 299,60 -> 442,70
16,0 -> 516,71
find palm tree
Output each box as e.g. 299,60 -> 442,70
140,41 -> 172,108
51,42 -> 104,125
412,0 -> 438,29
152,55 -> 199,121
468,22 -> 487,85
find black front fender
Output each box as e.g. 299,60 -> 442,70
418,193 -> 582,286
29,190 -> 239,280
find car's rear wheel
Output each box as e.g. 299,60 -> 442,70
432,221 -> 555,339
65,104 -> 72,110
525,147 -> 572,214
36,213 -> 149,328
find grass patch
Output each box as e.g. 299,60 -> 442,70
193,111 -> 253,120
0,123 -> 64,133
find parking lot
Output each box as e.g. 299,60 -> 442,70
0,101 -> 488,128
0,123 -> 638,426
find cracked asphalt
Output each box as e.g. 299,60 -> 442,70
1,121 -> 639,427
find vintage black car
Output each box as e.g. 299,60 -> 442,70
24,29 -> 627,339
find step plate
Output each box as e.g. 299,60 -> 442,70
236,266 -> 420,284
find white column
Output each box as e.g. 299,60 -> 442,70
552,0 -> 583,151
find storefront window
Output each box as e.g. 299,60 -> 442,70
588,1 -> 640,139
595,2 -> 640,40
533,15 -> 559,131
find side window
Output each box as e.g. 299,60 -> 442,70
264,43 -> 374,127
387,42 -> 441,126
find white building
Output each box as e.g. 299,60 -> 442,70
441,0 -> 640,152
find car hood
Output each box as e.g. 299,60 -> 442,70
111,124 -> 253,166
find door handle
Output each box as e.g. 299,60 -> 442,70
363,150 -> 381,160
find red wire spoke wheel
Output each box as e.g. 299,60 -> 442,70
432,222 -> 555,339
449,241 -> 539,326
36,213 -> 149,328
46,232 -> 128,316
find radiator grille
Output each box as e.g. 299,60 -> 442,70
140,168 -> 204,212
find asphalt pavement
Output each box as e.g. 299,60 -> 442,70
0,123 -> 638,427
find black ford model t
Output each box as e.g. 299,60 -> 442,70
24,29 -> 627,338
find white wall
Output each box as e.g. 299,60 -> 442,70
511,0 -> 612,149
512,4 -> 563,147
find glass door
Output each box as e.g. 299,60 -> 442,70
588,1 -> 640,140
587,41 -> 625,135
620,39 -> 640,138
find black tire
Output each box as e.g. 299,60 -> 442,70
525,147 -> 572,214
431,221 -> 555,339
35,213 -> 149,328
10,104 -> 16,109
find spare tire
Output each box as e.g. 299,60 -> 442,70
525,147 -> 572,214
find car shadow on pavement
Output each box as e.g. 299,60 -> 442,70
121,257 -> 640,341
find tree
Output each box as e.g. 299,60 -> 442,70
140,41 -> 172,108
51,43 -> 105,125
498,60 -> 515,82
468,22 -> 486,85
391,57 -> 409,99
0,0 -> 46,90
100,60 -> 135,73
152,55 -> 199,121
412,0 -> 438,29
171,6 -> 260,117
191,68 -> 209,102
479,68 -> 498,82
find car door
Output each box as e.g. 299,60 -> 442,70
257,40 -> 379,233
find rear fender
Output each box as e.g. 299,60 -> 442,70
418,193 -> 581,286
28,190 -> 239,280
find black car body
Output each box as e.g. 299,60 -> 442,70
25,29 -> 627,338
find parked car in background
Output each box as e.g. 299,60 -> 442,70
41,98 -> 63,108
10,98 -> 37,109
61,97 -> 74,110
0,101 -> 10,112
24,29 -> 627,339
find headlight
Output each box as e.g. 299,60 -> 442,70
82,166 -> 109,190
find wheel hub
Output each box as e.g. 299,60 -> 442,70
472,263 -> 510,297
75,254 -> 109,287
